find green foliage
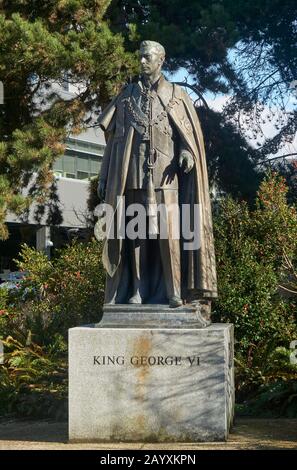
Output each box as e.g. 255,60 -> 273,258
0,287 -> 11,336
214,173 -> 297,346
0,335 -> 67,420
8,239 -> 105,344
213,173 -> 297,414
236,381 -> 297,418
0,238 -> 104,418
235,341 -> 297,410
0,287 -> 9,311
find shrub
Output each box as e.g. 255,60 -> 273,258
213,173 -> 297,414
6,238 -> 105,344
0,238 -> 105,418
0,335 -> 67,420
0,287 -> 9,311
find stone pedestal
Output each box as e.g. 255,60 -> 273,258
99,303 -> 211,328
69,318 -> 234,442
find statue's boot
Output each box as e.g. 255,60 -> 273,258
169,296 -> 183,308
128,290 -> 142,304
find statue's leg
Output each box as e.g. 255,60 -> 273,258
104,270 -> 122,304
126,189 -> 147,304
157,189 -> 182,307
104,249 -> 132,304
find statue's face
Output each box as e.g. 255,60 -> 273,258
140,47 -> 164,77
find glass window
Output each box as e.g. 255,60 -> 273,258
64,153 -> 76,175
90,156 -> 100,175
53,147 -> 103,180
77,155 -> 90,173
54,156 -> 64,172
77,171 -> 89,180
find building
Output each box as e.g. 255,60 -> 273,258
0,126 -> 105,277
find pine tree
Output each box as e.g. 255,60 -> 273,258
0,0 -> 138,239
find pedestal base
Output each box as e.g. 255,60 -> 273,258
69,323 -> 234,442
99,303 -> 211,328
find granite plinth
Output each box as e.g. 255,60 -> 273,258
69,322 -> 234,442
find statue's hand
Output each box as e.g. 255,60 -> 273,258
97,179 -> 106,201
179,150 -> 194,174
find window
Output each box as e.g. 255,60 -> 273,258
64,153 -> 76,175
90,156 -> 100,175
53,149 -> 102,180
77,154 -> 89,174
77,171 -> 89,180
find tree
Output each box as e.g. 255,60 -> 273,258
198,106 -> 263,203
107,0 -> 297,196
0,0 -> 138,239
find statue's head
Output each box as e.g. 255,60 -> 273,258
139,40 -> 165,78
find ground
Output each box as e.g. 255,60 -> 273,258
0,418 -> 296,450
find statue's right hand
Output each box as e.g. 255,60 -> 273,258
97,179 -> 106,201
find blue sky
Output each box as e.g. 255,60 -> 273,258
166,67 -> 297,159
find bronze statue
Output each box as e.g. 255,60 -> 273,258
97,40 -> 217,309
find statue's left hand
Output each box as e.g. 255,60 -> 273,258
179,150 -> 194,174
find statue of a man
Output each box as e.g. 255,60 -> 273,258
97,40 -> 217,308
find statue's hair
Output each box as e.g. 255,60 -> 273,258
140,40 -> 165,59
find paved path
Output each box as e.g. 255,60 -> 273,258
0,418 -> 296,450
